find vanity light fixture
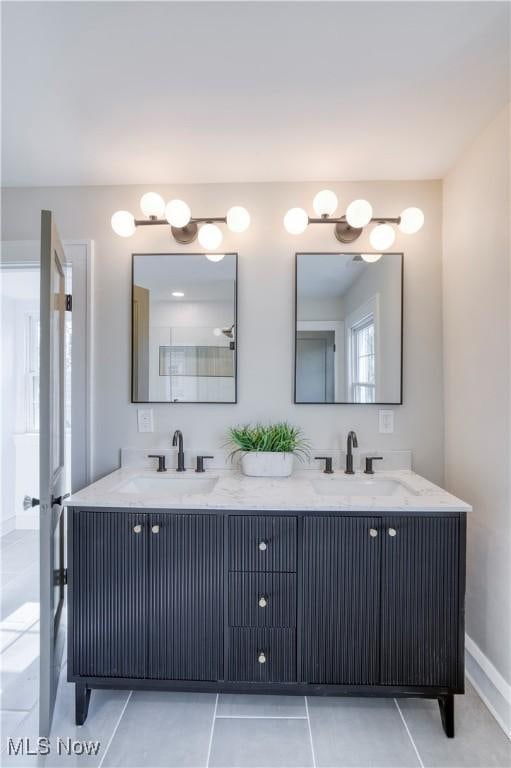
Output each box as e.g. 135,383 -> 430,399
284,189 -> 424,247
213,324 -> 234,339
111,193 -> 250,250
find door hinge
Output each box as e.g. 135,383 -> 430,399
54,568 -> 68,587
66,294 -> 72,311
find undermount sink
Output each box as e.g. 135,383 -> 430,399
114,474 -> 218,497
311,476 -> 417,497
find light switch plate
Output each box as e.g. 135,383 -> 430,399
379,409 -> 394,434
137,408 -> 154,433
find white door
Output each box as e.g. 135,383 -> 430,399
38,210 -> 68,735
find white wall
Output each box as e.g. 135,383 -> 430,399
442,105 -> 511,715
0,294 -> 16,533
1,180 -> 444,483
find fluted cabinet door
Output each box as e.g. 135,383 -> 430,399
71,511 -> 148,678
148,514 -> 224,681
380,516 -> 462,687
302,516 -> 381,684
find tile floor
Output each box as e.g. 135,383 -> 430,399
1,531 -> 510,768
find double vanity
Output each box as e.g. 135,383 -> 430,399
65,452 -> 470,738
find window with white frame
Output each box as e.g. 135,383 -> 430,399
350,315 -> 375,403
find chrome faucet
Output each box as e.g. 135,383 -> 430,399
172,430 -> 186,472
345,430 -> 358,474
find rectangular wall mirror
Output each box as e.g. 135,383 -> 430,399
132,253 -> 237,403
295,252 -> 403,404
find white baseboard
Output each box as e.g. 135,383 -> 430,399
465,633 -> 511,739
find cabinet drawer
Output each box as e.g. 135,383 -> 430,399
228,628 -> 296,682
229,573 -> 296,627
228,516 -> 297,572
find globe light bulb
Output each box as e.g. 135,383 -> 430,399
139,192 -> 165,218
361,253 -> 382,263
312,189 -> 338,217
205,253 -> 225,262
172,291 -> 184,297
111,210 -> 136,237
198,223 -> 223,250
369,223 -> 396,251
346,199 -> 373,228
213,327 -> 222,337
283,208 -> 309,235
226,206 -> 250,233
399,207 -> 424,234
165,199 -> 191,228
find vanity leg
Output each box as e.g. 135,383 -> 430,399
438,694 -> 454,738
75,683 -> 91,725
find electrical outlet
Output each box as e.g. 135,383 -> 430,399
137,408 -> 154,433
379,409 -> 394,434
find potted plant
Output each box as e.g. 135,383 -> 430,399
227,422 -> 310,477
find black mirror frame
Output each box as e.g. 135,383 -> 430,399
131,252 -> 238,404
293,251 -> 404,405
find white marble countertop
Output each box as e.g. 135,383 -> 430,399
65,467 -> 471,514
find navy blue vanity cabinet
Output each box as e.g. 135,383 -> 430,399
301,515 -> 464,693
68,508 -> 465,737
301,516 -> 381,685
227,516 -> 298,683
70,510 -> 149,679
147,513 -> 224,681
379,516 -> 462,688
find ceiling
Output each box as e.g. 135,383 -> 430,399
298,253 -> 365,299
134,253 -> 236,301
2,1 -> 509,187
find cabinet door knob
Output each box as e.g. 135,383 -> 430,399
257,651 -> 267,664
151,524 -> 160,534
388,527 -> 397,537
369,528 -> 378,538
133,524 -> 142,534
258,595 -> 268,608
258,540 -> 268,551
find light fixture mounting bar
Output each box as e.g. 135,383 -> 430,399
307,216 -> 401,225
133,216 -> 228,227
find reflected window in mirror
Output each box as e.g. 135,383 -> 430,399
132,253 -> 237,403
295,252 -> 403,404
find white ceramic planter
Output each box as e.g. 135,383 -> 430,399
241,451 -> 294,477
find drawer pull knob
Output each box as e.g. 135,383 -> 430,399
369,528 -> 378,538
151,525 -> 160,534
257,651 -> 267,664
388,527 -> 397,537
258,540 -> 268,552
258,595 -> 268,608
133,524 -> 142,534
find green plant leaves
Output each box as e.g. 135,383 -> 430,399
226,422 -> 311,461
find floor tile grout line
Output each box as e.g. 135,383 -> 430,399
394,698 -> 425,768
98,689 -> 132,768
304,696 -> 317,768
206,692 -> 219,768
215,715 -> 308,719
0,532 -> 36,554
0,617 -> 41,655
